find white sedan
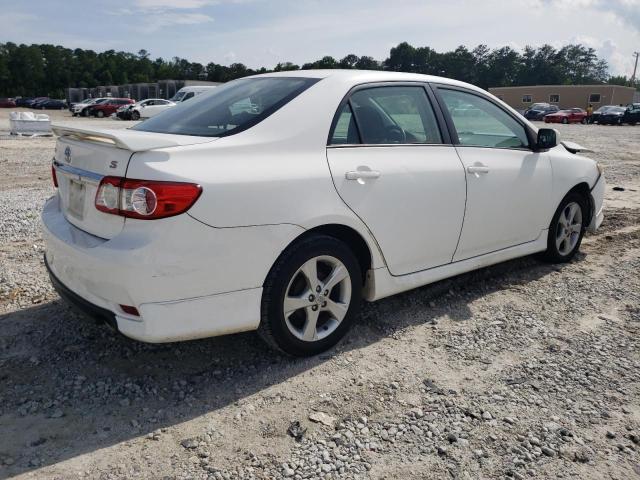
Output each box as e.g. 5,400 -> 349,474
42,71 -> 605,356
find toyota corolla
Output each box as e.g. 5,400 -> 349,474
42,70 -> 605,356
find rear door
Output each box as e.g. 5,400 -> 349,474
326,84 -> 466,275
434,86 -> 552,261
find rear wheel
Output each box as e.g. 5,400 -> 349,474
259,235 -> 362,356
581,118 -> 587,124
540,192 -> 587,263
562,118 -> 569,124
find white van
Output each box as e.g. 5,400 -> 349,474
139,86 -> 218,119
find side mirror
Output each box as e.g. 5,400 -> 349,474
536,128 -> 557,150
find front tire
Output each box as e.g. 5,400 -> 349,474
562,118 -> 568,124
96,110 -> 104,118
259,235 -> 362,356
132,110 -> 140,120
541,192 -> 587,263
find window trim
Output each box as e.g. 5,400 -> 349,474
431,84 -> 538,152
326,81 -> 452,147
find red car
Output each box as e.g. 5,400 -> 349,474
544,108 -> 588,124
86,98 -> 135,118
0,98 -> 17,108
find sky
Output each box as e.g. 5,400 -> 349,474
1,0 -> 639,77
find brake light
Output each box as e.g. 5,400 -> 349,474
95,177 -> 202,219
52,163 -> 58,188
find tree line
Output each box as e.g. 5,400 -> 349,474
0,41 -> 624,99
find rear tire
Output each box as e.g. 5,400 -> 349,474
540,192 -> 588,263
562,118 -> 568,124
259,235 -> 362,356
581,118 -> 587,124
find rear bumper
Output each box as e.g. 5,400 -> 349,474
45,255 -> 118,331
41,194 -> 302,342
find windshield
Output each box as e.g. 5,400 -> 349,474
595,106 -> 616,113
134,77 -> 320,137
171,91 -> 186,102
529,103 -> 548,110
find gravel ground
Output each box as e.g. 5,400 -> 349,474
0,109 -> 639,480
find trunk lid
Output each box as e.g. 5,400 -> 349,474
52,125 -> 215,239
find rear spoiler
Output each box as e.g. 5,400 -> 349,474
51,124 -> 183,152
560,141 -> 594,154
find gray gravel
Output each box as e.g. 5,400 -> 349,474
0,114 -> 639,479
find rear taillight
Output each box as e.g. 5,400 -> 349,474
95,177 -> 202,219
52,163 -> 58,188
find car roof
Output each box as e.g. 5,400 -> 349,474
252,69 -> 487,93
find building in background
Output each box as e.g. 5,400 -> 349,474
489,84 -> 636,110
66,79 -> 221,103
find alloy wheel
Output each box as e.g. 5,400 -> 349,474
556,201 -> 582,256
283,255 -> 351,342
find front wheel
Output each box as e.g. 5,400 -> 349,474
96,110 -> 104,118
562,118 -> 569,124
540,192 -> 587,263
259,235 -> 362,356
131,110 -> 140,120
581,118 -> 587,124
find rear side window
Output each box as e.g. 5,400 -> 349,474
330,86 -> 442,145
134,77 -> 319,137
439,88 -> 529,149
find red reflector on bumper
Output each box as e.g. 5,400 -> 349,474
119,304 -> 140,316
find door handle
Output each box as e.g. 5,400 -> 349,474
345,170 -> 381,180
466,164 -> 490,175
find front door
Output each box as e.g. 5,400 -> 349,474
326,85 -> 466,276
435,87 -> 553,261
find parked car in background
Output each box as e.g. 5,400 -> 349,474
15,97 -> 34,107
69,98 -> 98,113
44,71 -> 604,356
0,98 -> 17,108
73,98 -> 108,116
86,98 -> 135,117
622,104 -> 640,125
544,108 -> 588,124
35,99 -> 68,110
140,86 -> 216,118
30,97 -> 52,109
118,98 -> 175,120
596,106 -> 627,125
589,105 -> 618,124
523,103 -> 559,120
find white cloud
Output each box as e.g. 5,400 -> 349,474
134,0 -> 218,9
138,12 -> 214,32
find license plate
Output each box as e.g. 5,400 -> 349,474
68,179 -> 86,219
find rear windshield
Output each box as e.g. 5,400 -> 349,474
135,77 -> 320,137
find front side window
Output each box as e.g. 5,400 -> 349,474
439,89 -> 529,149
332,86 -> 442,145
134,77 -> 319,137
